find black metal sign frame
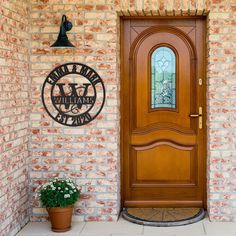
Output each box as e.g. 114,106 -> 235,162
42,63 -> 106,127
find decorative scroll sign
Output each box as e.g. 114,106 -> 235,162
42,63 -> 106,126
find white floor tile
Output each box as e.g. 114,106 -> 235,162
206,234 -> 236,236
17,222 -> 86,236
175,233 -> 206,236
143,234 -> 175,236
79,234 -> 110,236
17,218 -> 236,236
81,218 -> 143,235
143,222 -> 205,235
111,234 -> 143,236
112,234 -> 175,236
204,220 -> 236,235
111,234 -> 174,236
17,234 -> 47,236
48,234 -> 79,236
142,234 -> 175,236
16,222 -> 51,235
48,222 -> 86,236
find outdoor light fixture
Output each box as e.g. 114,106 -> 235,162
51,15 -> 75,48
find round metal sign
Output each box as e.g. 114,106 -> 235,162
42,63 -> 105,126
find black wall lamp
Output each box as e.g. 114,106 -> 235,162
51,15 -> 75,48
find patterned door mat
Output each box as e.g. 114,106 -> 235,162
122,208 -> 205,226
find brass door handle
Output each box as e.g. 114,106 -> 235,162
189,114 -> 202,118
189,107 -> 203,129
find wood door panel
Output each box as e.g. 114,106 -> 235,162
130,22 -> 197,49
124,200 -> 203,208
133,144 -> 195,182
131,129 -> 196,145
121,18 -> 206,208
134,29 -> 194,129
130,188 -> 200,200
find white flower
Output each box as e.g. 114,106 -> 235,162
65,188 -> 68,190
69,190 -> 73,194
58,187 -> 61,190
64,194 -> 70,198
74,189 -> 77,192
42,183 -> 49,189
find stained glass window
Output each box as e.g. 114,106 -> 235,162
151,47 -> 176,109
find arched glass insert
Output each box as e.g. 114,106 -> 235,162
151,47 -> 176,109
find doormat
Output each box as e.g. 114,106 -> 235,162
122,208 -> 205,226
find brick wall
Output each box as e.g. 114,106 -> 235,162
1,1 -> 236,234
29,0 -> 236,222
0,0 -> 30,235
206,0 -> 236,221
30,0 -> 120,222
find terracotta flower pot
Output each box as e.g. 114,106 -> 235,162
47,205 -> 73,232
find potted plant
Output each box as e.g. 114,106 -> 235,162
39,178 -> 80,232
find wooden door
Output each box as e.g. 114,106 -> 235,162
121,18 -> 206,208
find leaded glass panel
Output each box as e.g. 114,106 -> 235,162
151,47 -> 176,109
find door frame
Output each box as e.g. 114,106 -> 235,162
120,16 -> 207,209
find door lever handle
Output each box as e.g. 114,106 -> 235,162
189,114 -> 202,118
189,107 -> 203,129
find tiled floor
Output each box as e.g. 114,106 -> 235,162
16,217 -> 236,236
